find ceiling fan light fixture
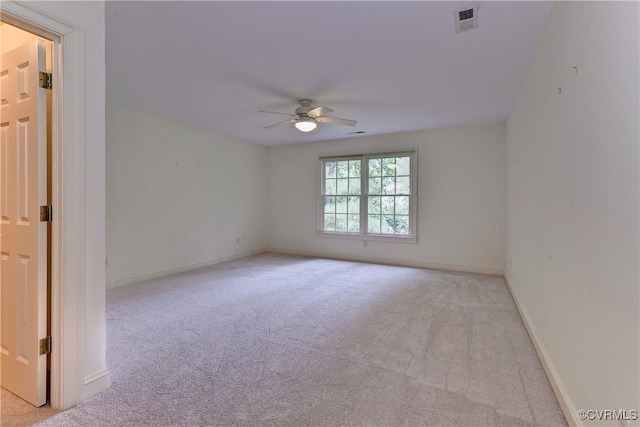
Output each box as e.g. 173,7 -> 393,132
261,100 -> 356,132
295,117 -> 317,132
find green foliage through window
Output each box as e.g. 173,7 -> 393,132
321,153 -> 414,237
323,160 -> 361,233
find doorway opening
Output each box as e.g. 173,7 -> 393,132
0,21 -> 53,411
1,2 -> 107,413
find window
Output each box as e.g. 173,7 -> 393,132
320,151 -> 416,240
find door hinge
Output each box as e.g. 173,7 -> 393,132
40,205 -> 52,222
39,72 -> 52,90
39,336 -> 52,355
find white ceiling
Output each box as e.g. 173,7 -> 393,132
106,1 -> 553,146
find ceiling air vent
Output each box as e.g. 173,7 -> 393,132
454,4 -> 479,33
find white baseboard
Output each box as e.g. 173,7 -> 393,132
265,247 -> 504,276
503,271 -> 579,427
82,369 -> 110,401
106,249 -> 266,289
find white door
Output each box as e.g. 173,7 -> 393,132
0,39 -> 48,407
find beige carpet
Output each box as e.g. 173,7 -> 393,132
0,388 -> 58,427
30,253 -> 564,426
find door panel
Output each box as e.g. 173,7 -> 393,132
0,39 -> 47,407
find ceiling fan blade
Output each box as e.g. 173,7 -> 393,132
259,110 -> 297,117
263,119 -> 296,129
307,105 -> 333,118
316,116 -> 357,127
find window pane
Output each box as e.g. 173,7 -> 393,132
396,156 -> 410,176
395,215 -> 409,235
336,214 -> 347,231
382,177 -> 395,194
369,177 -> 382,195
337,178 -> 349,195
368,158 -> 381,177
325,179 -> 336,195
322,153 -> 413,238
324,196 -> 336,214
382,158 -> 396,176
396,176 -> 410,195
348,196 -> 360,214
368,196 -> 381,214
349,160 -> 361,177
347,215 -> 360,232
325,161 -> 336,178
381,215 -> 395,234
396,196 -> 409,215
348,178 -> 361,195
368,215 -> 381,233
336,161 -> 349,178
324,214 -> 336,231
381,196 -> 395,215
336,196 -> 348,213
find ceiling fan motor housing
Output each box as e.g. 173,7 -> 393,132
295,99 -> 314,116
260,99 -> 356,130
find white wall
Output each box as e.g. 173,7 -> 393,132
267,124 -> 506,273
0,22 -> 40,52
505,2 -> 639,425
106,104 -> 268,287
0,24 -> 52,80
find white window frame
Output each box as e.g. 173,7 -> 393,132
317,150 -> 418,243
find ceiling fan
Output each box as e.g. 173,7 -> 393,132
260,100 -> 357,133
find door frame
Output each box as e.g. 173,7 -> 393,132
1,2 -> 87,410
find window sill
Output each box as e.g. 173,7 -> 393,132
316,231 -> 417,244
